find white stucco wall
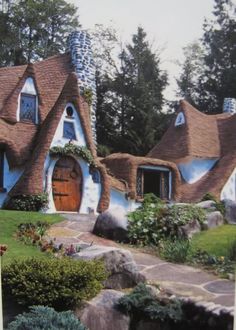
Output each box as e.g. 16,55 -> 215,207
44,104 -> 101,214
0,154 -> 24,207
109,188 -> 140,213
50,103 -> 86,148
16,77 -> 39,123
221,168 -> 236,201
178,158 -> 218,184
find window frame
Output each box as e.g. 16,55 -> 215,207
19,93 -> 37,124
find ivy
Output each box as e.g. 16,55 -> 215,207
49,143 -> 96,166
83,88 -> 93,106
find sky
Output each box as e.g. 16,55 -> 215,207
69,0 -> 221,100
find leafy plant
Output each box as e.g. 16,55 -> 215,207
159,239 -> 191,263
83,88 -> 93,106
191,249 -> 235,278
117,283 -> 183,323
16,222 -> 50,245
201,192 -> 225,216
49,143 -> 95,166
201,192 -> 218,202
227,239 -> 236,262
7,306 -> 86,330
128,195 -> 206,246
4,194 -> 48,211
2,258 -> 107,310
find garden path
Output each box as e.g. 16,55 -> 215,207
47,213 -> 235,314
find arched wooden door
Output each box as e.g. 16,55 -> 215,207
52,157 -> 82,212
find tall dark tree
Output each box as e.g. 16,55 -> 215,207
198,0 -> 236,113
96,27 -> 168,156
176,41 -> 204,107
0,0 -> 79,66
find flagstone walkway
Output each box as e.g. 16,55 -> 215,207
47,213 -> 235,314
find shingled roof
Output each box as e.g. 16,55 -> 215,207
148,100 -> 236,201
0,53 -> 113,212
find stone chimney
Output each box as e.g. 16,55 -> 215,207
223,98 -> 236,114
68,31 -> 97,143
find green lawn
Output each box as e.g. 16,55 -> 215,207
0,210 -> 63,264
191,225 -> 236,257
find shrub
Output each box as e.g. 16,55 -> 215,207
4,194 -> 48,211
128,195 -> 206,246
159,239 -> 191,263
117,283 -> 183,323
7,306 -> 86,330
2,258 -> 107,310
201,192 -> 217,202
201,192 -> 225,216
227,239 -> 236,261
16,222 -> 50,245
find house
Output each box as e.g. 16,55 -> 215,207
0,30 -> 235,215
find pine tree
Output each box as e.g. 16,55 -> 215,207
0,0 -> 79,66
198,0 -> 236,113
97,27 -> 168,155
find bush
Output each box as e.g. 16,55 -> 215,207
128,195 -> 206,246
117,283 -> 183,323
7,306 -> 86,330
201,192 -> 225,216
4,194 -> 48,211
159,239 -> 191,263
227,239 -> 236,261
2,258 -> 107,310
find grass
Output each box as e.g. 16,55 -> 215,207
191,225 -> 236,257
0,210 -> 63,264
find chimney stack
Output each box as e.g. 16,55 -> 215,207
68,30 -> 97,144
223,98 -> 236,114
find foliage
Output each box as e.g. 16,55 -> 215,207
176,41 -> 204,106
96,144 -> 112,157
128,195 -> 206,246
49,143 -> 95,166
117,283 -> 183,323
4,194 -> 48,211
2,257 -> 107,310
7,305 -> 86,330
159,239 -> 191,263
0,210 -> 62,264
83,88 -> 93,106
96,26 -> 169,155
16,221 -> 50,245
190,249 -> 235,277
201,192 -> 225,216
0,0 -> 79,66
228,239 -> 236,261
177,0 -> 236,114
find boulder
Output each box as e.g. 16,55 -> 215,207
223,199 -> 236,224
196,200 -> 216,210
76,290 -> 130,330
205,211 -> 224,229
72,245 -> 145,289
179,219 -> 201,239
93,208 -> 129,242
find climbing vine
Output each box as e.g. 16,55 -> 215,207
83,88 -> 93,106
49,143 -> 96,166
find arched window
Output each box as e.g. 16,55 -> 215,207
18,77 -> 38,124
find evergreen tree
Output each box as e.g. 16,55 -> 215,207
0,0 -> 79,66
96,27 -> 168,156
176,41 -> 204,107
198,0 -> 236,113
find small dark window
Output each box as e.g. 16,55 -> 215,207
66,106 -> 74,117
91,169 -> 100,183
20,93 -> 37,123
0,152 -> 4,188
63,122 -> 76,140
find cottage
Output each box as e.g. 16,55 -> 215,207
0,30 -> 235,214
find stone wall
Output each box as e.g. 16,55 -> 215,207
68,31 -> 97,144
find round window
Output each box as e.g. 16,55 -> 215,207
66,106 -> 74,117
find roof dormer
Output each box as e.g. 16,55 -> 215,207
17,77 -> 38,124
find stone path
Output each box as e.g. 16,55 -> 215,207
47,213 -> 235,313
